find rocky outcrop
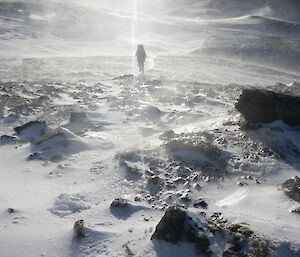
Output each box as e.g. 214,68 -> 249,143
281,176 -> 300,202
151,206 -> 211,256
235,88 -> 300,126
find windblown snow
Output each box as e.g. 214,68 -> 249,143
0,0 -> 300,257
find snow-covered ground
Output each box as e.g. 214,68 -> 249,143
1,1 -> 300,257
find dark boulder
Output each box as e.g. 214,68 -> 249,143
151,206 -> 211,256
235,88 -> 300,126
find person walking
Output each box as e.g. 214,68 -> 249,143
135,44 -> 146,74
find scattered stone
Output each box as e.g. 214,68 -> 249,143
237,181 -> 248,187
211,212 -> 222,220
281,176 -> 300,202
110,198 -> 129,209
151,206 -> 211,256
235,88 -> 300,126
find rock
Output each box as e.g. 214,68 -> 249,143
134,196 -> 142,202
193,199 -> 208,209
27,152 -> 43,161
281,176 -> 300,202
73,219 -> 85,237
235,88 -> 300,126
14,121 -> 47,140
151,206 -> 211,256
110,198 -> 129,209
7,208 -> 16,214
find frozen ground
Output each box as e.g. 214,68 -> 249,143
1,1 -> 300,257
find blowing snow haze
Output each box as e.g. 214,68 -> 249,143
0,0 -> 300,73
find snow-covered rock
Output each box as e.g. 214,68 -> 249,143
151,206 -> 212,256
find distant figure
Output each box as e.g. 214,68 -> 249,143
135,44 -> 146,74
